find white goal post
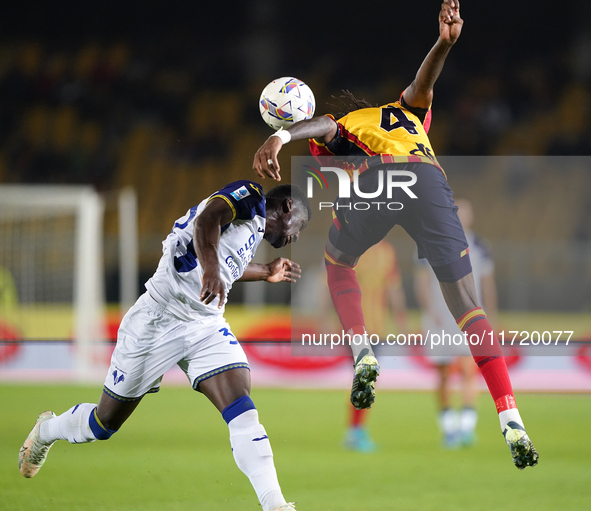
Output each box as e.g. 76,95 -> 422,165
0,185 -> 138,382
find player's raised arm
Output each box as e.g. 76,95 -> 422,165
194,198 -> 234,307
402,0 -> 463,109
253,116 -> 338,181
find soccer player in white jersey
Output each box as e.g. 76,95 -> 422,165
415,198 -> 498,448
19,180 -> 310,511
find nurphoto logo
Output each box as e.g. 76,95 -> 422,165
303,166 -> 418,210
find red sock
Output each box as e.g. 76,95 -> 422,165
325,258 -> 364,332
456,308 -> 515,412
350,405 -> 367,427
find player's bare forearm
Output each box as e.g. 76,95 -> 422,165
194,198 -> 234,306
403,0 -> 463,109
286,116 -> 337,143
253,116 -> 337,181
403,39 -> 453,109
239,258 -> 301,283
238,263 -> 272,282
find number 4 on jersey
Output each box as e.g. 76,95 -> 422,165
379,106 -> 419,135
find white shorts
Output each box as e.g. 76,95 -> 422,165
103,292 -> 249,401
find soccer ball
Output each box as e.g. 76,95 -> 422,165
259,77 -> 316,130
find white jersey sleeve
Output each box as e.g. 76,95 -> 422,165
146,180 -> 266,321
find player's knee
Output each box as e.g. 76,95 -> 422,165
432,253 -> 472,284
325,260 -> 359,291
222,395 -> 257,425
89,408 -> 118,441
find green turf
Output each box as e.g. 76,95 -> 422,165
1,385 -> 590,511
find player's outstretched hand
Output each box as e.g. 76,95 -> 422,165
253,136 -> 282,181
439,0 -> 463,45
200,270 -> 226,308
265,258 -> 301,283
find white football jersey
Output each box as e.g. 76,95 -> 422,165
146,180 -> 266,321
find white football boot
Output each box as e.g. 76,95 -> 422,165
19,411 -> 56,478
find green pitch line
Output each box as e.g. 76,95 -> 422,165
1,385 -> 590,511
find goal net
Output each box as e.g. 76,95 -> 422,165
0,185 -> 107,381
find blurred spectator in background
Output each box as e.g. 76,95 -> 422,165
414,198 -> 498,448
342,240 -> 409,453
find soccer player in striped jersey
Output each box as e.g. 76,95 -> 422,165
19,181 -> 309,511
253,0 -> 538,470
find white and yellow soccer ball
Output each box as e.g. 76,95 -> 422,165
259,77 -> 315,130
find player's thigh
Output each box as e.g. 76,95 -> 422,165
198,367 -> 251,412
328,205 -> 394,262
179,319 -> 250,409
103,293 -> 185,405
399,164 -> 469,270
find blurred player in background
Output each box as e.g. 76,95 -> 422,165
19,180 -> 309,511
415,198 -> 498,448
343,239 -> 408,452
253,0 -> 538,469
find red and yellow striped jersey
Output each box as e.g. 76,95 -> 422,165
309,96 -> 444,177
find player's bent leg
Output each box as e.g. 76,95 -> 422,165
96,389 -> 143,431
20,403 -> 100,477
19,392 -> 140,478
325,240 -> 379,410
436,364 -> 460,449
343,406 -> 376,452
199,368 -> 293,511
439,272 -> 539,469
459,357 -> 478,446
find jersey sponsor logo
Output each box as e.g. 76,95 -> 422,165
225,255 -> 240,280
230,186 -> 251,201
237,234 -> 257,266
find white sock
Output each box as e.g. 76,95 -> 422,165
228,409 -> 286,511
460,408 -> 478,434
39,403 -> 97,444
499,408 -> 524,432
439,409 -> 458,435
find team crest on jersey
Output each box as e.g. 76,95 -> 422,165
230,186 -> 251,201
112,369 -> 125,386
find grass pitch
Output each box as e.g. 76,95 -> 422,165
1,385 -> 590,511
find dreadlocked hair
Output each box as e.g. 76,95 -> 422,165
327,89 -> 377,118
